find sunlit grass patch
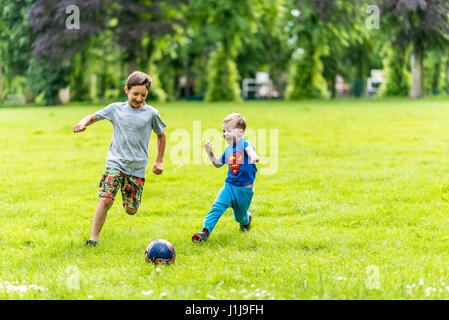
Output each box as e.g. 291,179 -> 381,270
1,98 -> 449,299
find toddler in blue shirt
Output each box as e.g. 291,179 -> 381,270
192,113 -> 259,242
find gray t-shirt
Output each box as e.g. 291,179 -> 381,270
94,101 -> 167,178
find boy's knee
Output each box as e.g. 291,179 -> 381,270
125,207 -> 137,215
100,197 -> 114,209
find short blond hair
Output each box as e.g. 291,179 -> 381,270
223,113 -> 246,131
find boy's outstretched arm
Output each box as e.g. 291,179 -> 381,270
152,132 -> 166,175
72,115 -> 99,132
245,146 -> 260,164
205,141 -> 224,168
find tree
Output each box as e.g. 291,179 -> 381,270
27,0 -> 107,104
236,0 -> 291,98
380,0 -> 449,98
424,49 -> 447,95
110,0 -> 187,72
189,0 -> 261,101
285,0 -> 369,99
344,32 -> 383,97
205,45 -> 242,101
381,45 -> 410,96
284,0 -> 329,99
27,0 -> 187,104
0,0 -> 35,102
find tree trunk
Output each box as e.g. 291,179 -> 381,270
183,47 -> 190,98
71,50 -> 89,101
410,42 -> 424,99
330,75 -> 336,99
446,60 -> 449,93
0,65 -> 4,103
99,60 -> 107,100
432,60 -> 441,94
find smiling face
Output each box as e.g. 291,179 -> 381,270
125,84 -> 148,109
222,120 -> 244,146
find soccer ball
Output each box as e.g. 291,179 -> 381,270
145,239 -> 175,264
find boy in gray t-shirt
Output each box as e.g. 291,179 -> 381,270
73,71 -> 166,246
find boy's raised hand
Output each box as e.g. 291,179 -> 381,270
204,141 -> 213,155
245,145 -> 259,164
72,124 -> 87,132
250,156 -> 260,164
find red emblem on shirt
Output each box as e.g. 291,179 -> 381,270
229,152 -> 244,175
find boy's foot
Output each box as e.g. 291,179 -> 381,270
240,213 -> 253,232
192,232 -> 208,243
85,240 -> 99,247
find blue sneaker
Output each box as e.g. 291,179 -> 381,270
240,212 -> 253,232
192,232 -> 208,243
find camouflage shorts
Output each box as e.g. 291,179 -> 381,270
98,168 -> 145,209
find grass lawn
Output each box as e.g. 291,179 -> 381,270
2,97 -> 449,299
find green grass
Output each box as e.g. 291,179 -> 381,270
2,97 -> 449,299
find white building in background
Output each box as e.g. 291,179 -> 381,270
366,69 -> 385,96
242,72 -> 279,99
6,94 -> 26,105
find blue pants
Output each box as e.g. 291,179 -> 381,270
203,183 -> 254,234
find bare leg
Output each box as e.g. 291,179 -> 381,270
89,197 -> 114,241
